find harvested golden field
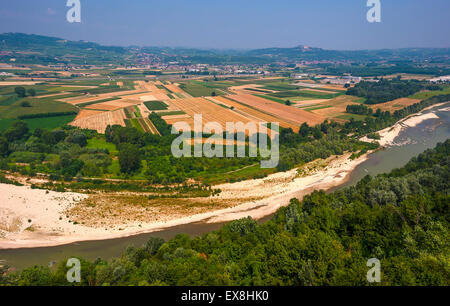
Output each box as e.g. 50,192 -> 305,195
137,103 -> 152,118
86,99 -> 141,111
210,96 -> 300,131
134,81 -> 171,100
86,103 -> 123,111
70,109 -> 126,133
163,83 -> 187,94
73,109 -> 104,120
61,89 -> 144,105
161,114 -> 191,121
0,81 -> 39,86
226,93 -> 325,126
370,98 -> 421,112
165,97 -> 254,130
293,99 -> 330,108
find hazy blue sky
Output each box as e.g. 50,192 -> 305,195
0,0 -> 449,50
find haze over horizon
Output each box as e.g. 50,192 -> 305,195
0,0 -> 449,50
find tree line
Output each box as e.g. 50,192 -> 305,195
346,78 -> 441,104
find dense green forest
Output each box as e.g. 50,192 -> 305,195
346,79 -> 441,104
346,104 -> 373,116
1,140 -> 448,286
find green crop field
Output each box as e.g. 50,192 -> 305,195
302,105 -> 333,111
156,111 -> 186,116
0,95 -> 20,106
409,86 -> 450,99
268,90 -> 342,99
0,114 -> 76,132
179,81 -> 226,97
0,96 -> 78,119
144,101 -> 168,111
262,83 -> 299,91
253,94 -> 286,104
244,87 -> 272,93
25,114 -> 77,130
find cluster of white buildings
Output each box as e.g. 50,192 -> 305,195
429,75 -> 450,83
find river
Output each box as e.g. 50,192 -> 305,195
1,103 -> 449,270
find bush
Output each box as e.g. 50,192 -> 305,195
118,143 -> 142,174
20,101 -> 31,108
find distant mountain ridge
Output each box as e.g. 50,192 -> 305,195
1,32 -> 449,66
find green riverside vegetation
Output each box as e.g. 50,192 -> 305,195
1,139 -> 448,286
0,94 -> 447,188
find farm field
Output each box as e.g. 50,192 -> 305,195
228,84 -> 277,94
0,82 -> 92,130
0,96 -> 78,119
226,92 -> 325,126
178,81 -> 227,97
0,114 -> 77,132
64,80 -> 184,134
1,76 -> 435,136
208,96 -> 300,131
302,95 -> 365,122
294,81 -> 347,91
70,108 -> 127,133
370,97 -> 422,112
143,101 -> 168,111
74,109 -> 105,119
163,97 -> 252,129
85,99 -> 141,111
409,86 -> 450,100
162,82 -> 192,98
60,89 -> 146,105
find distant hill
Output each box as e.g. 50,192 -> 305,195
246,45 -> 450,62
0,32 -> 449,67
0,33 -> 132,66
